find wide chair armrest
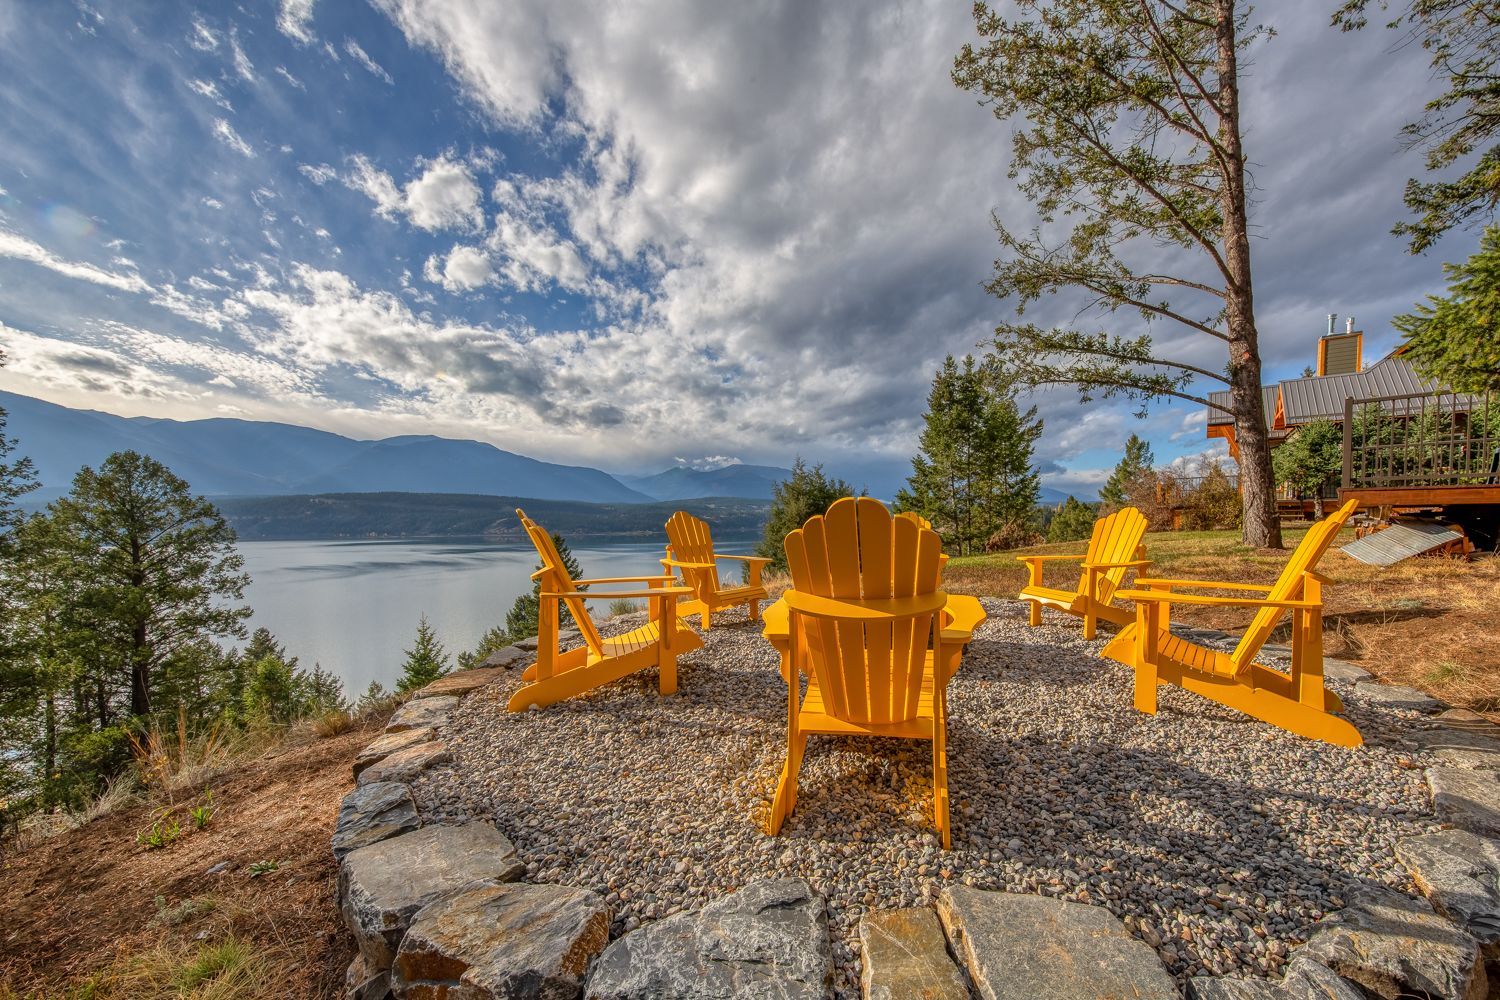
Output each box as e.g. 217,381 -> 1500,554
1016,554 -> 1086,564
1113,588 -> 1317,610
783,590 -> 948,620
571,575 -> 678,585
940,594 -> 985,643
717,555 -> 772,565
1131,577 -> 1273,593
761,597 -> 790,640
660,558 -> 719,570
541,586 -> 693,600
1081,559 -> 1152,570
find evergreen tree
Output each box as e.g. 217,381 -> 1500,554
301,663 -> 347,714
1272,419 -> 1344,518
1393,225 -> 1500,393
0,349 -> 38,550
242,654 -> 302,726
756,458 -> 857,573
396,615 -> 450,693
1047,497 -> 1098,543
1099,435 -> 1155,510
896,357 -> 1042,555
51,451 -> 251,719
494,531 -> 586,643
953,0 -> 1284,548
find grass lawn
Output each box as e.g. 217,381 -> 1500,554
943,524 -> 1500,717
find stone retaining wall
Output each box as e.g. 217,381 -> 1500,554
330,638 -> 1500,999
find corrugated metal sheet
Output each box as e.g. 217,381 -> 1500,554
1279,354 -> 1445,423
1340,521 -> 1463,566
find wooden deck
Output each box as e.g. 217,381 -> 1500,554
1338,484 -> 1500,508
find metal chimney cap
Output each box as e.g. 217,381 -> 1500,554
1327,313 -> 1337,336
1346,316 -> 1354,334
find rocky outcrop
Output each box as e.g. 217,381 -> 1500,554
1354,680 -> 1443,713
391,882 -> 611,1000
1297,888 -> 1487,1000
353,728 -> 436,779
386,696 -> 460,733
333,781 -> 422,861
357,741 -> 451,787
858,907 -> 968,1000
339,823 -> 526,972
1409,709 -> 1500,769
1186,956 -> 1363,1000
482,645 -> 531,669
412,667 -> 507,699
584,878 -> 832,1000
1395,830 -> 1500,959
1428,767 -> 1500,837
936,887 -> 1176,1000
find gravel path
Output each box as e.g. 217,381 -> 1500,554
410,598 -> 1437,997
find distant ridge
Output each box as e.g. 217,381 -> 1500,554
1,390 -> 652,504
618,464 -> 791,501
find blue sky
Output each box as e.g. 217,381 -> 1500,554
0,1 -> 1474,497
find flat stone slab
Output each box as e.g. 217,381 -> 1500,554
392,882 -> 611,999
1187,956 -> 1364,1000
1321,659 -> 1371,684
936,887 -> 1176,1000
412,666 -> 505,699
332,781 -> 421,861
353,728 -> 436,779
1396,830 -> 1500,959
859,907 -> 968,1000
481,645 -> 530,669
1354,680 -> 1443,713
1297,888 -> 1486,1000
386,695 -> 460,733
339,823 -> 524,972
1428,767 -> 1500,837
585,877 -> 831,999
1411,710 -> 1500,769
358,741 -> 451,787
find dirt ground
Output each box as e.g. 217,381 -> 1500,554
945,524 -> 1500,717
0,720 -> 381,997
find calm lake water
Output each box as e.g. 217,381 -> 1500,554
237,537 -> 761,696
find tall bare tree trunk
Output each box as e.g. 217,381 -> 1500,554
1216,0 -> 1283,549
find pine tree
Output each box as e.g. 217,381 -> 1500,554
1393,225 -> 1500,393
756,458 -> 858,573
1272,419 -> 1343,518
495,532 -> 586,643
1099,435 -> 1156,511
1047,497 -> 1098,543
397,615 -> 450,694
242,654 -> 303,726
0,348 -> 38,550
896,357 -> 1042,555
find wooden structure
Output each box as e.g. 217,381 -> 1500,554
761,498 -> 985,848
661,511 -> 771,630
1017,507 -> 1149,639
1100,499 -> 1361,747
509,509 -> 701,712
1340,388 -> 1498,507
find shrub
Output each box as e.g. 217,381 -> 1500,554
608,598 -> 642,617
1047,496 -> 1098,542
1182,463 -> 1242,531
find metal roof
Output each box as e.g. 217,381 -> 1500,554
1206,386 -> 1278,426
1277,354 -> 1444,424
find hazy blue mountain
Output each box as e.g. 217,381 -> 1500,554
1,390 -> 650,503
618,464 -> 791,501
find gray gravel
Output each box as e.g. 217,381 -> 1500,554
408,599 -> 1437,998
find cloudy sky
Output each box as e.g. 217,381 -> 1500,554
0,1 -> 1471,496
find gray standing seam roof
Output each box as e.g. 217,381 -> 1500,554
1206,386 -> 1277,426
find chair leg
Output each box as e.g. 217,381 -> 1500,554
932,716 -> 951,850
1133,605 -> 1158,714
701,608 -> 712,631
1028,601 -> 1041,627
748,599 -> 761,622
770,731 -> 807,835
1083,609 -> 1096,641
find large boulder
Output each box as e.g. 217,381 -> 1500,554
354,729 -> 437,779
413,667 -> 506,699
358,741 -> 451,787
858,907 -> 968,1000
482,645 -> 531,670
391,882 -> 610,1000
936,886 -> 1176,1000
339,823 -> 525,972
387,696 -> 460,733
346,952 -> 393,1000
1428,767 -> 1500,837
332,781 -> 422,861
585,878 -> 831,999
1296,888 -> 1487,1000
1395,830 -> 1500,959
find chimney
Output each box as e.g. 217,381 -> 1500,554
1346,315 -> 1354,335
1327,313 -> 1336,336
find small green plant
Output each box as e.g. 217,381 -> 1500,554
247,859 -> 279,878
608,598 -> 642,617
149,893 -> 218,928
189,791 -> 215,830
137,810 -> 181,850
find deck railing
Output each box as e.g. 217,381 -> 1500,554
1341,389 -> 1498,489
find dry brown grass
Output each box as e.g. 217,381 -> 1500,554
945,524 -> 1500,717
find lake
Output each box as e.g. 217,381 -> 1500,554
237,536 -> 762,696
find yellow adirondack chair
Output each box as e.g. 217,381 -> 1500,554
761,497 -> 986,848
1100,498 -> 1361,747
1017,507 -> 1149,639
508,509 -> 702,712
661,511 -> 772,630
896,512 -> 949,570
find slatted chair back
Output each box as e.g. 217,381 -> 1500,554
664,510 -> 723,595
784,497 -> 944,726
516,509 -> 605,657
1229,499 -> 1358,671
1076,507 -> 1148,605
